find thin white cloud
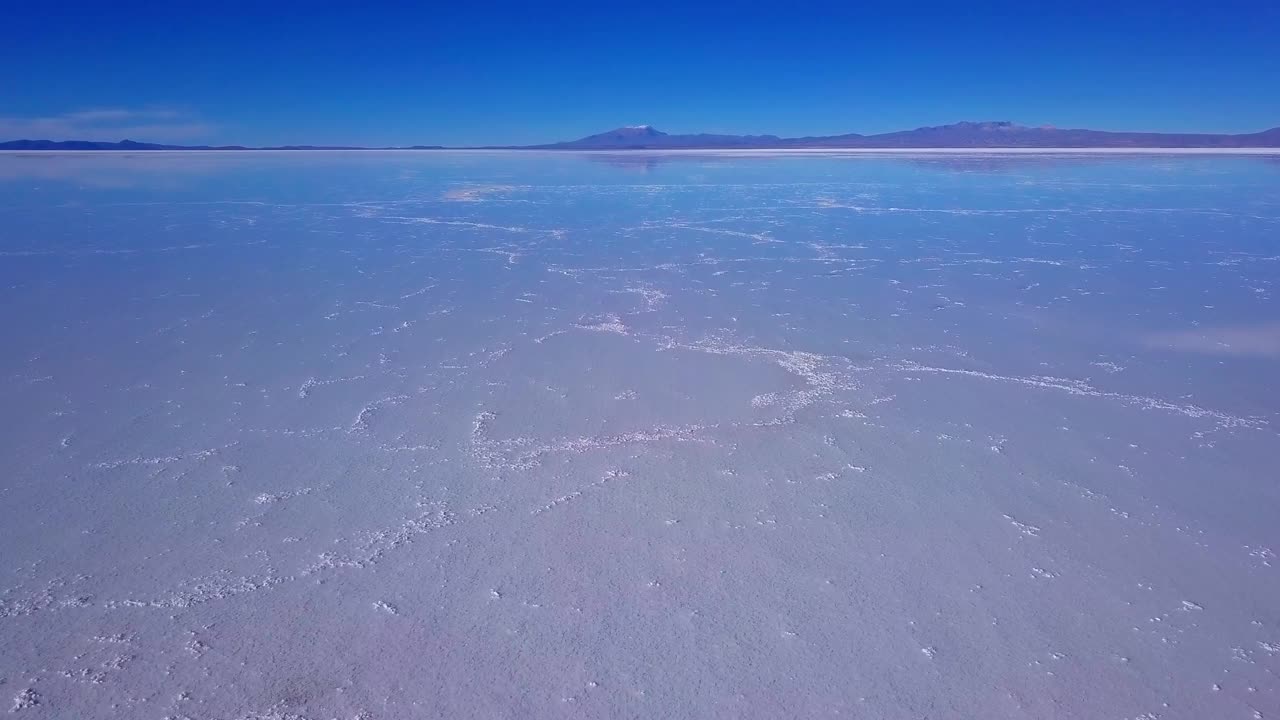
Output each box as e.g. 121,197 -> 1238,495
63,108 -> 184,123
0,108 -> 214,142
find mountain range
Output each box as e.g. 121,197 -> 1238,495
521,122 -> 1280,149
3,121 -> 1280,151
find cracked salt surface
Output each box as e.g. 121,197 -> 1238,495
1,151 -> 1279,719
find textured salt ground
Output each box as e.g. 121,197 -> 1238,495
1,151 -> 1279,719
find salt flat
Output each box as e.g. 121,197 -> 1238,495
1,151 -> 1278,719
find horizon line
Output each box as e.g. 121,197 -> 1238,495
3,119 -> 1280,151
6,148 -> 1280,156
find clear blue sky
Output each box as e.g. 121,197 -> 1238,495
3,0 -> 1278,146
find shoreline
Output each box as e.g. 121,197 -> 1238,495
3,147 -> 1280,156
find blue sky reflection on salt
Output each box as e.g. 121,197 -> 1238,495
1,151 -> 1279,718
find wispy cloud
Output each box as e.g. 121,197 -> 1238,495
0,108 -> 214,142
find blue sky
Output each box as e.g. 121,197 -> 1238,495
3,0 -> 1278,146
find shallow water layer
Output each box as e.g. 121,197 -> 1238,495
1,151 -> 1278,719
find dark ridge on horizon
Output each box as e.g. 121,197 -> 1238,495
4,122 -> 1280,151
0,139 -> 446,151
519,121 -> 1280,150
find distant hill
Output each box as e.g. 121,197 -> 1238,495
0,139 -> 444,151
524,121 -> 1280,149
522,125 -> 785,150
0,139 -> 246,151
